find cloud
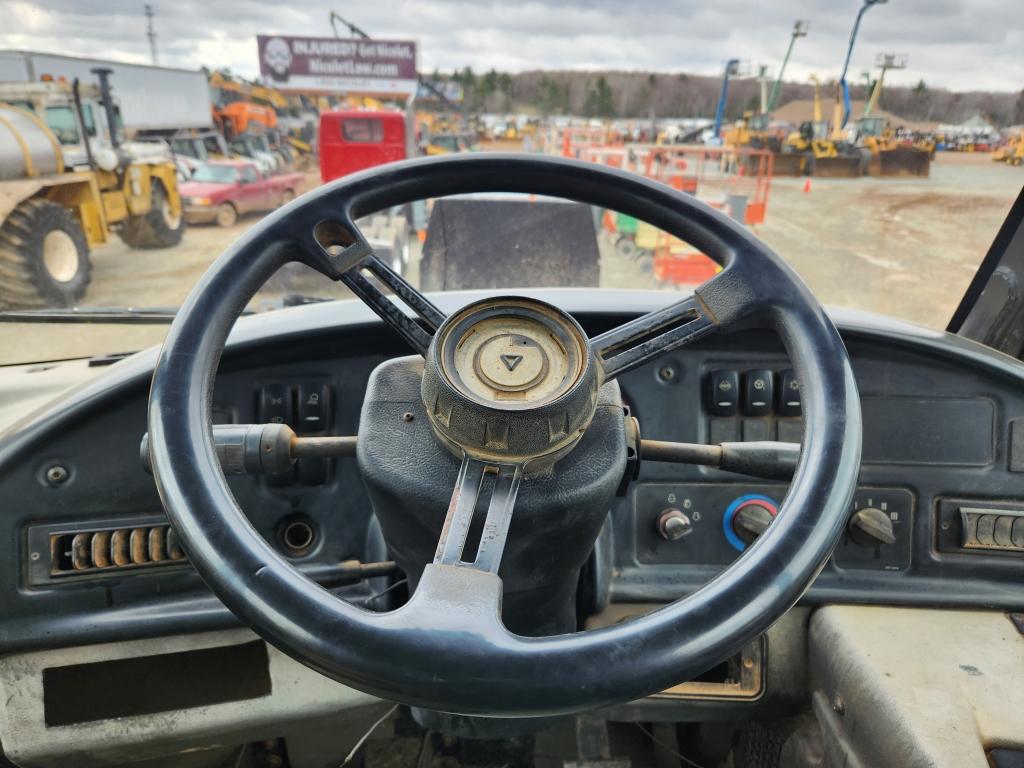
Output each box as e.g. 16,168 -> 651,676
1,0 -> 1021,92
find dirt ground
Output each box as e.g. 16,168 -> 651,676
2,152 -> 1021,364
754,152 -> 1021,327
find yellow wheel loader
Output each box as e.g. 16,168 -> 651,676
992,135 -> 1023,166
0,71 -> 184,309
782,76 -> 863,178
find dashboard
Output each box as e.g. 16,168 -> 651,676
2,289 -> 1024,659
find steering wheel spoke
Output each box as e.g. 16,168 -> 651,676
298,213 -> 447,355
590,292 -> 718,379
434,455 -> 523,574
340,255 -> 445,355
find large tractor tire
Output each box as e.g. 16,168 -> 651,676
0,198 -> 91,309
119,180 -> 186,249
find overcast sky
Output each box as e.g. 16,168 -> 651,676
3,0 -> 1022,93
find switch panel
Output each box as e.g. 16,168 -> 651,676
635,483 -> 913,572
257,380 -> 333,486
704,366 -> 801,444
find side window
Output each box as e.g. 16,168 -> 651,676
240,166 -> 259,184
203,136 -> 223,155
81,104 -> 96,137
44,106 -> 80,145
342,118 -> 383,143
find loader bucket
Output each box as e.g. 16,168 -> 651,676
812,156 -> 862,178
876,147 -> 931,178
769,153 -> 805,176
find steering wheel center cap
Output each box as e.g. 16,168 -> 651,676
421,297 -> 600,464
474,332 -> 548,392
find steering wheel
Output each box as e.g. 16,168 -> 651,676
148,154 -> 861,717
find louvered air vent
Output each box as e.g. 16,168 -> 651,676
52,525 -> 187,574
27,516 -> 190,585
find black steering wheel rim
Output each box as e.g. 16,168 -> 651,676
148,153 -> 861,716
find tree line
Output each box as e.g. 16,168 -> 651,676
433,67 -> 1024,127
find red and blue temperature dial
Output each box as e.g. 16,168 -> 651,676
722,494 -> 780,551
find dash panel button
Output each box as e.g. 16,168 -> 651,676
298,383 -> 330,434
260,384 -> 292,426
744,370 -> 773,416
708,370 -> 739,416
777,369 -> 802,416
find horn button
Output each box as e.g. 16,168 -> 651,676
421,298 -> 601,464
468,326 -> 557,399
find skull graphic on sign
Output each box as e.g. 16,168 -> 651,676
263,37 -> 293,82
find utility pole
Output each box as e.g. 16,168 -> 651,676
145,4 -> 158,65
767,20 -> 808,114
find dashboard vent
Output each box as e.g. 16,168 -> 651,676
27,516 -> 190,585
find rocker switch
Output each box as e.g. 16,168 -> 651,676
298,383 -> 330,434
260,384 -> 292,427
744,370 -> 773,416
708,370 -> 739,416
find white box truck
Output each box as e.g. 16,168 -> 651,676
0,50 -> 213,137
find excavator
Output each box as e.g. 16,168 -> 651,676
208,72 -> 308,171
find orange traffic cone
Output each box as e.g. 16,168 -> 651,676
803,178 -> 812,193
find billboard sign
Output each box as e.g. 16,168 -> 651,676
257,35 -> 418,95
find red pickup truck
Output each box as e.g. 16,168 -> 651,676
180,160 -> 305,227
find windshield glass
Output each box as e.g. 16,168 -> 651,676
190,164 -> 238,183
44,105 -> 80,145
0,3 -> 1022,365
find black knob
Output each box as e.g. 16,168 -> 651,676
733,503 -> 775,544
657,509 -> 693,541
848,507 -> 896,547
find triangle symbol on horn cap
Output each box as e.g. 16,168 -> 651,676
500,354 -> 523,372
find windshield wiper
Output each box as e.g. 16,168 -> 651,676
0,295 -> 333,324
0,305 -> 259,324
0,307 -> 180,324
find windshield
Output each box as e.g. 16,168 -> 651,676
0,3 -> 1022,365
190,164 -> 238,183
